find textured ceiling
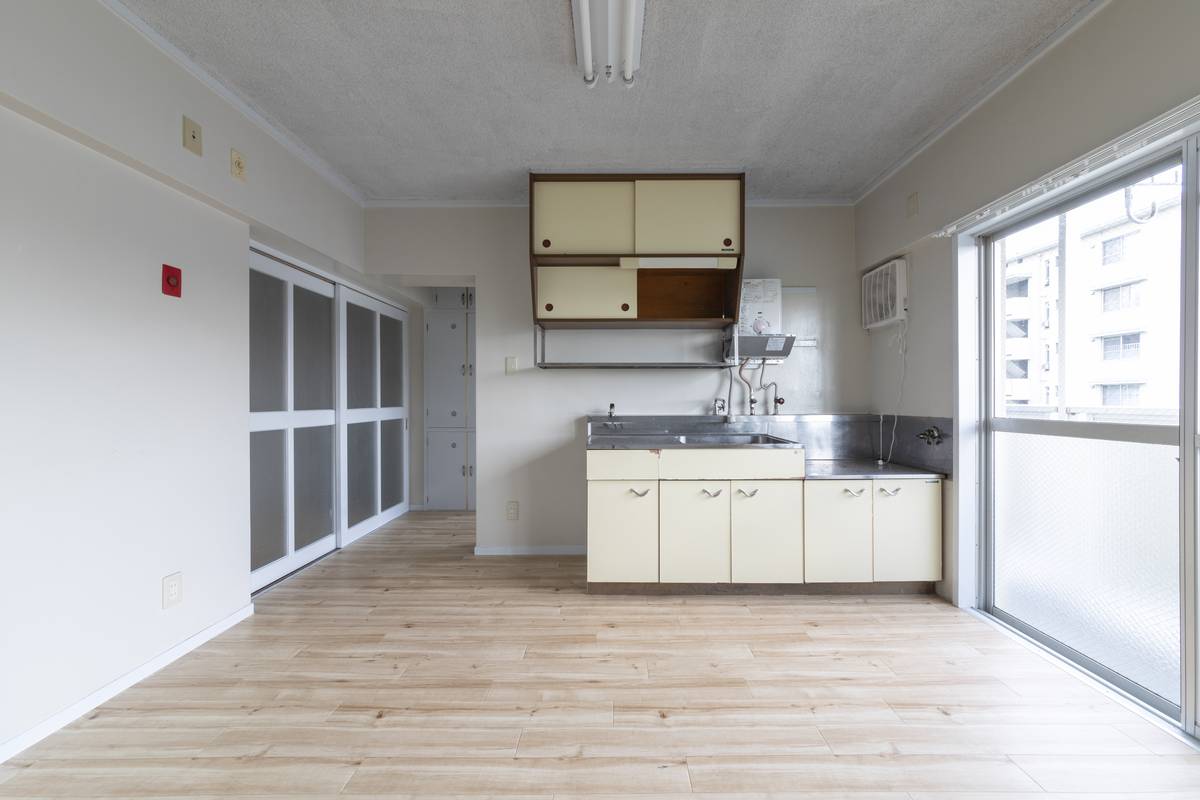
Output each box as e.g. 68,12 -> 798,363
119,0 -> 1090,204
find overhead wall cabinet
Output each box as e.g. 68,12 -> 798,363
529,173 -> 745,332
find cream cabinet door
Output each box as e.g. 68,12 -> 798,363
660,481 -> 730,583
803,480 -> 873,583
634,179 -> 741,254
587,480 -> 659,582
533,181 -> 635,254
536,267 -> 637,319
730,480 -> 804,583
873,479 -> 942,581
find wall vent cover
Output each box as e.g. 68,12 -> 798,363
862,258 -> 908,329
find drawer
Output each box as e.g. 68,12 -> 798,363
586,449 -> 660,480
658,448 -> 804,480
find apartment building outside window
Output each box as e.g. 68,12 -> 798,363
1101,234 -> 1125,264
1102,332 -> 1141,360
1100,382 -> 1142,405
1007,277 -> 1029,298
1102,282 -> 1140,311
1007,319 -> 1029,338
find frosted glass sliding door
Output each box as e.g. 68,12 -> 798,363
338,286 -> 409,544
984,160 -> 1185,717
248,251 -> 337,591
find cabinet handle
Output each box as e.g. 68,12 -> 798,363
469,465 -> 474,477
879,487 -> 902,497
461,465 -> 467,477
843,488 -> 865,497
461,364 -> 467,376
736,488 -> 759,497
701,488 -> 723,498
629,488 -> 650,497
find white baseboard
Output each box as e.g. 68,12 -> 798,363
474,545 -> 586,556
0,603 -> 254,764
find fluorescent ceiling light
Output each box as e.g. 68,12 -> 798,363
572,0 -> 645,88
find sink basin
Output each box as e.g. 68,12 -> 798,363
587,432 -> 799,449
675,433 -> 794,445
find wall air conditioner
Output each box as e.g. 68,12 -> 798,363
861,258 -> 908,330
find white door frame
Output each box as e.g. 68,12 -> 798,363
248,251 -> 338,591
338,285 -> 410,546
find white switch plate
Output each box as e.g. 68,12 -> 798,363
182,116 -> 202,157
162,572 -> 183,609
505,500 -> 519,521
505,356 -> 518,374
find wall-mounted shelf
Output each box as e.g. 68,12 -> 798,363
533,323 -> 739,370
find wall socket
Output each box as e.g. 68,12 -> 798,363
230,148 -> 246,180
505,500 -> 519,521
905,191 -> 920,218
162,572 -> 183,609
181,116 -> 203,157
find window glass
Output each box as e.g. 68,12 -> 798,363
993,164 -> 1181,422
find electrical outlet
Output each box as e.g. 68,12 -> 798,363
162,572 -> 183,609
505,500 -> 519,521
181,116 -> 203,156
505,356 -> 519,374
230,148 -> 246,180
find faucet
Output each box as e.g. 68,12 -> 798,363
713,398 -> 727,416
603,403 -> 623,430
608,403 -> 615,420
917,426 -> 944,445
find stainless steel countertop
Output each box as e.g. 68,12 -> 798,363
804,459 -> 944,480
586,433 -> 801,450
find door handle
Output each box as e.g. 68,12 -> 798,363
461,364 -> 466,376
736,488 -> 759,497
629,488 -> 650,497
879,487 -> 902,497
468,465 -> 474,477
843,488 -> 865,497
461,465 -> 466,477
701,488 -> 723,498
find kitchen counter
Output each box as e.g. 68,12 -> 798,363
804,459 -> 944,480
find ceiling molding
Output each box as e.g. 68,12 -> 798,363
100,0 -> 367,207
851,0 -> 1109,206
364,196 -> 856,209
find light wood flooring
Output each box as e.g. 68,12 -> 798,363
3,511 -> 1198,798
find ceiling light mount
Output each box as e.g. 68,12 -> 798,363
572,0 -> 644,88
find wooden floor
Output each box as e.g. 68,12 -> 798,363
3,512 -> 1198,798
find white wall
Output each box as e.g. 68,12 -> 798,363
366,205 -> 863,551
0,107 -> 251,749
1,0 -> 365,272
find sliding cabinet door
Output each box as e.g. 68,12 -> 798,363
339,286 -> 409,545
985,159 -> 1185,717
248,252 -> 337,590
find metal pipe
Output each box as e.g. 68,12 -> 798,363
620,0 -> 636,85
579,0 -> 596,85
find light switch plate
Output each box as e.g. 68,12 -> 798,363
230,148 -> 246,180
505,501 -> 519,521
182,116 -> 202,157
162,572 -> 183,609
505,356 -> 519,374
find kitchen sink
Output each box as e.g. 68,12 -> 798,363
587,432 -> 799,449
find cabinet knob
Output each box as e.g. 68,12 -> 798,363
723,238 -> 733,247
542,239 -> 551,248
620,303 -> 630,312
629,488 -> 650,498
843,488 -> 865,497
544,303 -> 554,312
879,487 -> 902,497
701,488 -> 723,498
736,488 -> 759,498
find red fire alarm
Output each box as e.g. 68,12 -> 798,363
162,264 -> 182,297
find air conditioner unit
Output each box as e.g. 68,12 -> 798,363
862,258 -> 908,330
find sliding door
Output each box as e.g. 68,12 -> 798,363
984,158 -> 1186,717
248,252 -> 337,590
339,286 -> 409,544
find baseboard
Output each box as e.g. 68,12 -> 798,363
474,545 -> 586,556
0,603 -> 254,764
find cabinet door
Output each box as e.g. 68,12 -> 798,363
536,267 -> 637,319
426,429 -> 467,510
466,312 -> 475,428
634,179 -> 741,254
660,481 -> 730,583
873,479 -> 942,581
731,480 -> 804,583
533,181 -> 635,254
432,288 -> 469,309
587,480 -> 658,582
804,480 -> 872,583
424,310 -> 467,427
466,430 -> 476,512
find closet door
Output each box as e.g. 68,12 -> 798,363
248,252 -> 337,591
339,286 -> 410,545
425,309 -> 467,428
427,429 -> 467,510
